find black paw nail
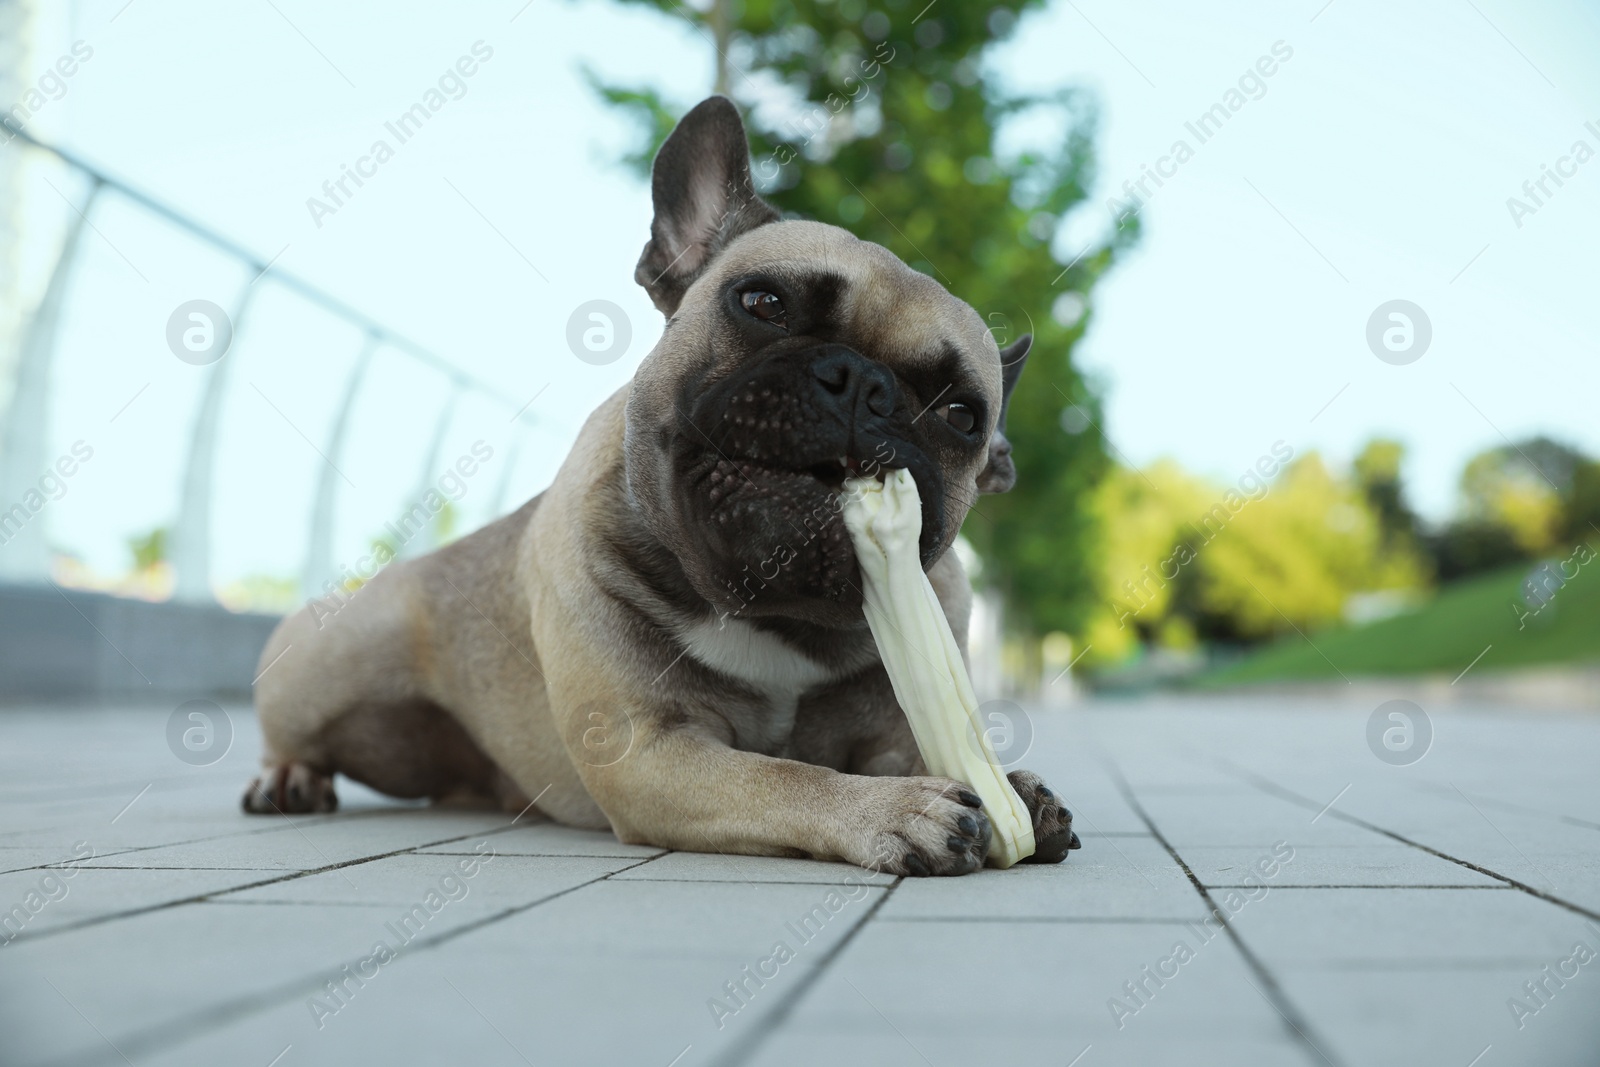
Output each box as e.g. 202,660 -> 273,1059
1020,828 -> 1072,864
1038,786 -> 1053,800
956,814 -> 978,837
904,853 -> 931,876
947,835 -> 968,853
957,789 -> 982,808
1068,831 -> 1082,850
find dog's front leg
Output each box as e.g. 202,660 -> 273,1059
531,600 -> 990,875
574,722 -> 992,877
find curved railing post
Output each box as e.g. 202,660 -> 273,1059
300,330 -> 378,602
0,178 -> 100,583
395,382 -> 461,559
169,281 -> 257,602
488,431 -> 522,519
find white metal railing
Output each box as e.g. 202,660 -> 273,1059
0,125 -> 538,606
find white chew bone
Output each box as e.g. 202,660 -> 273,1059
841,468 -> 1036,868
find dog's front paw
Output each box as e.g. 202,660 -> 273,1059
243,763 -> 338,815
1008,768 -> 1081,864
856,777 -> 992,876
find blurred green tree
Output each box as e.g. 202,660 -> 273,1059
1080,451 -> 1430,660
1429,520 -> 1523,582
1457,437 -> 1579,554
589,0 -> 1136,636
1565,459 -> 1600,544
1353,439 -> 1422,552
1431,436 -> 1589,577
1077,459 -> 1210,666
1189,454 -> 1417,640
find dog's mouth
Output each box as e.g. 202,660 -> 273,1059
688,444 -> 943,617
697,452 -> 864,596
702,453 -> 885,514
806,454 -> 874,487
701,445 -> 903,515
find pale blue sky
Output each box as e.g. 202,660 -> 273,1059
8,0 -> 1600,590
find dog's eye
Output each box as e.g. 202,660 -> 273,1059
740,290 -> 786,327
937,403 -> 978,434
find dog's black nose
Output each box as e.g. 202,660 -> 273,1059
811,347 -> 896,420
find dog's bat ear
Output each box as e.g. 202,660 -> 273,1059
976,334 -> 1031,494
635,95 -> 779,315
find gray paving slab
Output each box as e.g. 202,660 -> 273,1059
1,901 -> 488,1066
1178,843 -> 1505,887
741,918 -> 1302,1067
609,850 -> 896,885
1235,883 -> 1600,1066
878,834 -> 1204,921
0,866 -> 277,936
79,810 -> 517,870
1124,785 -> 1382,847
1275,967 -> 1600,1067
0,844 -> 129,875
133,879 -> 890,1067
1229,887 -> 1595,965
223,853 -> 639,907
1,696 -> 1598,1066
414,820 -> 664,858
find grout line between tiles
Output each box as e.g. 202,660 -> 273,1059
1217,760 -> 1600,925
1108,759 -> 1347,1067
705,877 -> 903,1067
31,852 -> 668,1067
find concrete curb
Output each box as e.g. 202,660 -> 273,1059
1204,665 -> 1600,711
0,583 -> 281,701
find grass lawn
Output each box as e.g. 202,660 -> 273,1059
1196,560 -> 1600,687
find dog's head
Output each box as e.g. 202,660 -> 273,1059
623,96 -> 1029,626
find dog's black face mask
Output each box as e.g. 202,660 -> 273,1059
622,96 -> 1029,628
672,276 -> 963,613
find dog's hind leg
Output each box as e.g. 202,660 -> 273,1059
243,761 -> 337,814
243,594 -> 382,815
244,565 -> 486,814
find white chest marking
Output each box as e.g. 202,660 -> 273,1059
680,617 -> 836,728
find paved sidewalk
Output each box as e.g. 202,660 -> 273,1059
2,695 -> 1597,1067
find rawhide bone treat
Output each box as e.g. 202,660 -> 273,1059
840,468 -> 1036,867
